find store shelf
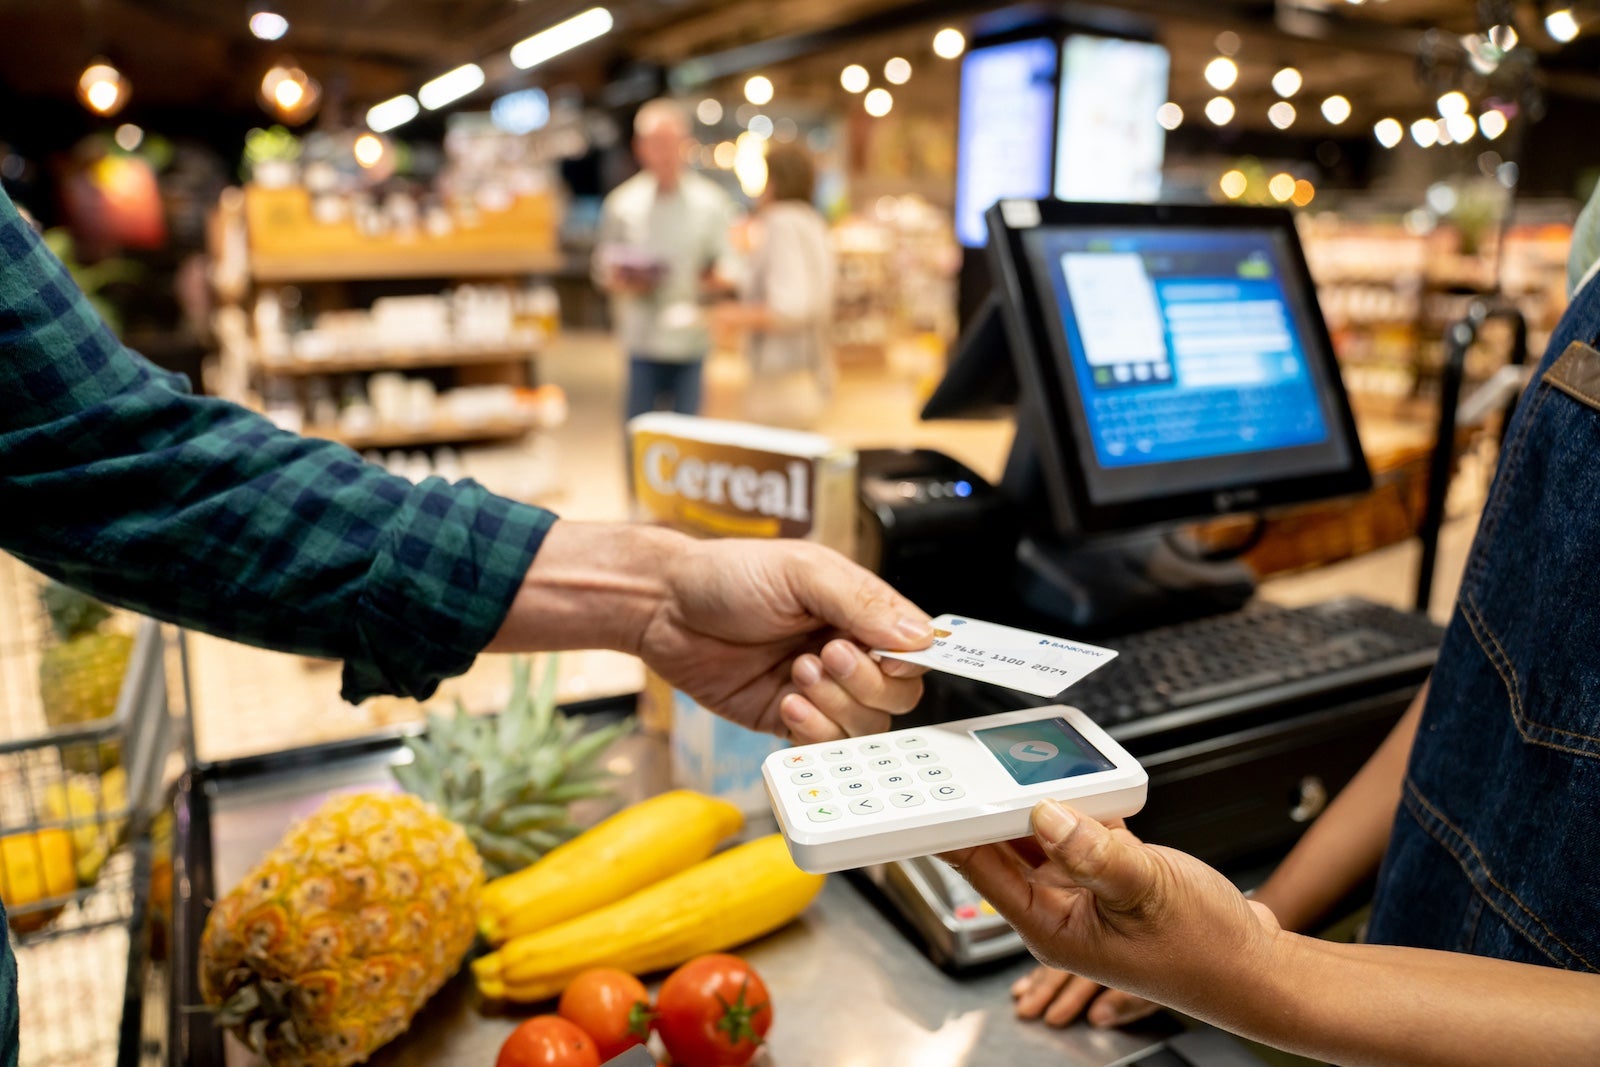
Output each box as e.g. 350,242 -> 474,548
254,342 -> 541,377
303,411 -> 541,450
250,247 -> 566,283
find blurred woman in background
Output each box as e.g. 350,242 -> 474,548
718,144 -> 834,428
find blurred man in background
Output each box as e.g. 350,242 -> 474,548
594,99 -> 734,420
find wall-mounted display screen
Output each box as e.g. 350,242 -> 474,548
1055,36 -> 1170,203
954,38 -> 1058,248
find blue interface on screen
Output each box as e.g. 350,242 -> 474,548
973,718 -> 1115,787
1040,230 -> 1330,468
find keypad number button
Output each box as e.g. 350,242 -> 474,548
878,774 -> 911,789
906,751 -> 940,764
895,734 -> 928,749
848,797 -> 884,815
831,762 -> 863,779
917,766 -> 952,782
821,746 -> 850,762
839,779 -> 872,795
869,756 -> 900,771
791,769 -> 825,785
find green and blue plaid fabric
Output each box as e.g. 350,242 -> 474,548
0,186 -> 555,704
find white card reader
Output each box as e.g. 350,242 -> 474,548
764,705 -> 1147,874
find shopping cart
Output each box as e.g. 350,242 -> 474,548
0,553 -> 175,1067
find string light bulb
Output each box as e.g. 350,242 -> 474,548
933,28 -> 966,59
77,60 -> 130,117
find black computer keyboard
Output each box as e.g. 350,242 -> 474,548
1069,597 -> 1444,744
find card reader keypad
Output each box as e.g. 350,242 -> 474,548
801,733 -> 958,822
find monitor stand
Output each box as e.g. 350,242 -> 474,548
1014,528 -> 1256,635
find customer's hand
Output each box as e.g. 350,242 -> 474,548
640,536 -> 932,739
944,802 -> 1282,1024
490,523 -> 932,739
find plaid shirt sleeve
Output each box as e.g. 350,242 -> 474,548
0,188 -> 555,703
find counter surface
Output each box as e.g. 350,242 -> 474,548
204,737 -> 1212,1067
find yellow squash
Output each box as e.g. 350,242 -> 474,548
473,834 -> 823,1002
477,789 -> 742,944
1,829 -> 77,933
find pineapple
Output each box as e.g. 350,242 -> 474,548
37,581 -> 132,772
391,655 -> 632,879
198,658 -> 632,1063
199,792 -> 483,1066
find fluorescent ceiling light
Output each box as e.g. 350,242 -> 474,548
367,94 -> 420,132
511,7 -> 614,70
419,63 -> 484,110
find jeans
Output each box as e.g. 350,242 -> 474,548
1367,278 -> 1600,973
626,355 -> 704,421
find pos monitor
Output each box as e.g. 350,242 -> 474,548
981,198 -> 1371,538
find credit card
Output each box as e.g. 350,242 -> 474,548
875,614 -> 1118,697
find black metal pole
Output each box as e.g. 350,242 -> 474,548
1415,309 -> 1478,614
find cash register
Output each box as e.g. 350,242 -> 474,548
856,199 -> 1445,969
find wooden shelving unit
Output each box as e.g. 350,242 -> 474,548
253,342 -> 539,377
303,410 -> 543,451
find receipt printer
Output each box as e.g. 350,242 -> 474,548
856,449 -> 1017,616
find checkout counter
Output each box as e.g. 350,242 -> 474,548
115,199 -> 1455,1066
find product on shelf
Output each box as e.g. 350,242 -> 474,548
0,828 -> 75,934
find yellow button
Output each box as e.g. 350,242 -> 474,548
978,900 -> 997,916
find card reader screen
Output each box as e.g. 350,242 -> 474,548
973,718 -> 1115,786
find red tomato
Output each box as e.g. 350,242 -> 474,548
558,968 -> 652,1059
654,955 -> 772,1067
496,1015 -> 601,1067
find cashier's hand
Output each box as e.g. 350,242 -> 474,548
640,537 -> 933,740
944,801 -> 1281,1028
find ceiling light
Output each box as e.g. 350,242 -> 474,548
933,28 -> 966,59
734,131 -> 768,198
1410,118 -> 1439,147
260,62 -> 319,123
748,114 -> 774,139
1320,95 -> 1351,124
510,7 -> 613,70
1488,24 -> 1519,51
1546,8 -> 1580,42
1292,179 -> 1315,207
774,117 -> 798,142
1206,96 -> 1235,125
367,94 -> 419,132
1156,102 -> 1183,130
1205,57 -> 1238,91
1373,117 -> 1404,148
1435,118 -> 1454,145
1214,31 -> 1241,57
419,63 -> 484,110
77,60 -> 129,117
249,9 -> 288,41
491,88 -> 550,134
1268,101 -> 1296,129
1269,173 -> 1296,202
1479,109 -> 1508,139
841,64 -> 869,93
1219,169 -> 1247,199
696,98 -> 722,125
353,133 -> 385,168
712,140 -> 736,168
1272,66 -> 1301,97
884,57 -> 912,85
744,75 -> 773,106
1445,112 -> 1476,143
1437,91 -> 1470,117
113,123 -> 143,151
864,88 -> 894,117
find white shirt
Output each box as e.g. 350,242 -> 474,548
595,170 -> 734,362
743,201 -> 834,377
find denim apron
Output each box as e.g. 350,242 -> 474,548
1367,280 -> 1600,972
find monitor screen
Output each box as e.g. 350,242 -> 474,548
1055,36 -> 1169,203
985,200 -> 1368,532
955,39 -> 1058,249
